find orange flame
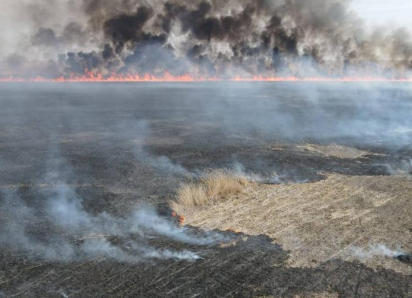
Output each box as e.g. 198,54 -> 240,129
171,211 -> 185,225
232,75 -> 412,83
178,215 -> 185,225
1,71 -> 412,83
0,72 -> 219,83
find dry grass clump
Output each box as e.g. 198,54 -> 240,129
171,170 -> 249,213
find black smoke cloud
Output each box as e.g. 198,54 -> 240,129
4,0 -> 412,78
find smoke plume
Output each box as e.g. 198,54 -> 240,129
0,149 -> 223,263
2,0 -> 412,78
350,244 -> 406,260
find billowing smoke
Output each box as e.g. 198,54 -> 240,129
2,0 -> 412,78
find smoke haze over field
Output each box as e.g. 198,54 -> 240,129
0,149 -> 221,263
0,79 -> 411,288
1,0 -> 412,78
2,3 -> 412,296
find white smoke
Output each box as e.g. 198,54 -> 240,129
373,157 -> 412,176
126,120 -> 194,177
232,161 -> 309,184
132,208 -> 223,245
0,161 -> 224,263
350,244 -> 405,260
232,162 -> 281,184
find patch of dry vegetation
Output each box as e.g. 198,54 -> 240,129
171,170 -> 249,213
184,174 -> 412,275
298,143 -> 370,159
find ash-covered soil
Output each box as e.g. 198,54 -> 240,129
0,82 -> 412,297
2,232 -> 412,298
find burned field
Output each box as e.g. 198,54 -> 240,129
1,82 -> 412,297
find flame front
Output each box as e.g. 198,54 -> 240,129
1,71 -> 412,83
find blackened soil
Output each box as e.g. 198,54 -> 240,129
0,83 -> 412,297
1,232 -> 412,297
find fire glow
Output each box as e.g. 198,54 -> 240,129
1,71 -> 412,83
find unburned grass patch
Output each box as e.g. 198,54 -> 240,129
171,170 -> 250,213
298,143 -> 370,159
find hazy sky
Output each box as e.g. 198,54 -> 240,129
352,0 -> 412,29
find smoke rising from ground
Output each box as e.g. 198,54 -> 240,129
0,82 -> 411,266
0,187 -> 216,262
0,148 -> 222,263
2,0 -> 412,78
350,245 -> 406,260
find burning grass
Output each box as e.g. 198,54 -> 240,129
171,170 -> 250,213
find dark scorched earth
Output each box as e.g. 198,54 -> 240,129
0,82 -> 412,297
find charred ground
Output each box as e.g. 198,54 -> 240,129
0,82 -> 412,297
